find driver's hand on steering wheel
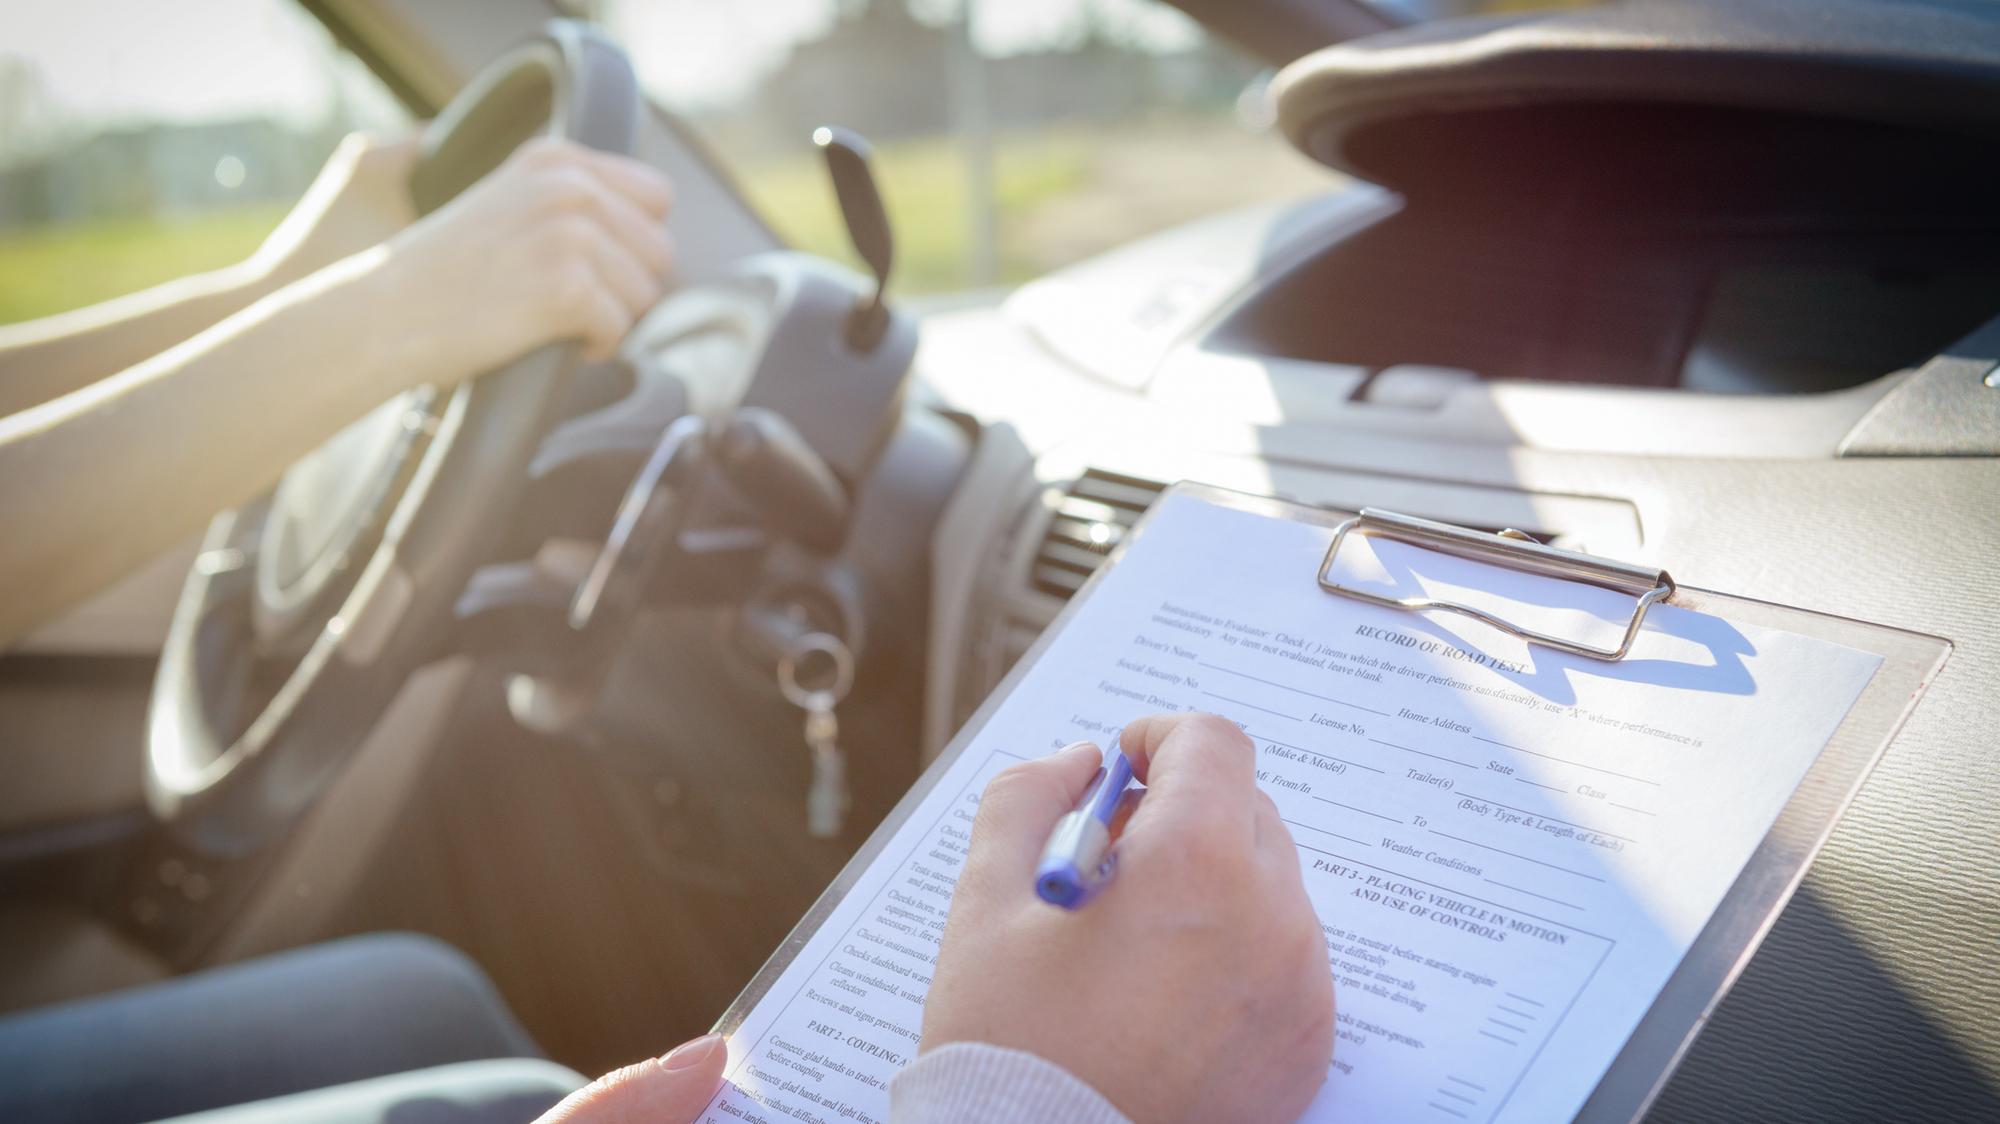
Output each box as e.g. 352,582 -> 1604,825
367,135 -> 676,376
250,131 -> 674,381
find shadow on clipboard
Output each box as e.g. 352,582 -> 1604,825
1298,495 -> 1949,1120
1318,508 -> 1763,705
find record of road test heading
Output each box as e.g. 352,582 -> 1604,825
698,483 -> 1949,1124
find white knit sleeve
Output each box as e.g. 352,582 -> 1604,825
888,1041 -> 1132,1124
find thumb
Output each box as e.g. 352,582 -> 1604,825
537,1034 -> 727,1124
965,740 -> 1105,887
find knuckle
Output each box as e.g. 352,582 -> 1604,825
1182,710 -> 1252,750
1253,791 -> 1290,835
520,135 -> 569,164
644,226 -> 674,263
978,763 -> 1042,809
971,765 -> 1051,832
552,263 -> 597,313
1116,714 -> 1167,761
551,213 -> 600,253
641,232 -> 677,282
542,169 -> 597,213
526,180 -> 567,218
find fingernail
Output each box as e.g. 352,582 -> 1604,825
1058,740 -> 1097,756
660,1033 -> 723,1070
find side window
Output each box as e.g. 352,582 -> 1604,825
0,0 -> 410,325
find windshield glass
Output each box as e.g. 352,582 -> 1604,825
0,0 -> 408,325
1361,1 -> 1611,20
604,0 -> 1334,296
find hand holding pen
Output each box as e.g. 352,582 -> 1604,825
920,713 -> 1335,1124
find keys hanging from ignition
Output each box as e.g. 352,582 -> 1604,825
779,632 -> 854,838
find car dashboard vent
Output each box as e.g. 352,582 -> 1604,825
1029,469 -> 1168,601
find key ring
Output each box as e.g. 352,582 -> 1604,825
778,631 -> 854,711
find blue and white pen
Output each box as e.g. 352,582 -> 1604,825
1034,738 -> 1136,909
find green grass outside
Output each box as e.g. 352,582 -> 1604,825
0,205 -> 287,326
0,116 -> 1323,327
735,127 -> 1093,296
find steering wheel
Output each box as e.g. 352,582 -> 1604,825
147,22 -> 642,853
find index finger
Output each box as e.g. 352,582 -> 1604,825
576,147 -> 674,219
1120,711 -> 1257,809
961,741 -> 1107,891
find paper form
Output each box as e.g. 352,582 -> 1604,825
700,492 -> 1881,1124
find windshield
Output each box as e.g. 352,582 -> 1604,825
603,0 -> 1335,296
0,0 -> 408,325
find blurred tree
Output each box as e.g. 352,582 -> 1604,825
0,56 -> 62,165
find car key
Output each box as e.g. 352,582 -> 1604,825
778,632 -> 854,838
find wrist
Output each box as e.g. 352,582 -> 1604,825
892,1043 -> 1132,1124
347,245 -> 441,390
238,241 -> 291,291
270,246 -> 426,398
239,220 -> 339,295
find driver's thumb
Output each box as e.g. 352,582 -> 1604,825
536,1034 -> 727,1124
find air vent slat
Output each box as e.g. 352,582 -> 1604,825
1027,470 -> 1167,603
1047,532 -> 1121,556
1046,516 -> 1124,549
1030,565 -> 1088,599
1069,478 -> 1161,512
1036,540 -> 1113,572
1073,467 -> 1163,490
1053,496 -> 1132,526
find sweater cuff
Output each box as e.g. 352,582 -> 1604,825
889,1042 -> 1132,1124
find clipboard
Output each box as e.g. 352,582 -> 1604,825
712,482 -> 1951,1123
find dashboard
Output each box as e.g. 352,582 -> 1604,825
908,172 -> 2000,1116
12,1 -> 1995,1113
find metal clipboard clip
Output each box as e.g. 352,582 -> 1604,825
1317,508 -> 1677,661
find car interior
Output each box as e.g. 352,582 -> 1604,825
1,0 -> 1996,1119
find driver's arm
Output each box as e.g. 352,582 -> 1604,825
0,137 -> 673,648
0,134 -> 422,418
